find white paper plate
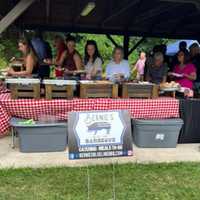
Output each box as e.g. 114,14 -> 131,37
170,72 -> 183,78
138,81 -> 154,85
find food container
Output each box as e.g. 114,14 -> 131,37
6,78 -> 40,99
121,82 -> 158,98
79,80 -> 118,98
43,79 -> 77,99
132,118 -> 183,148
10,117 -> 68,153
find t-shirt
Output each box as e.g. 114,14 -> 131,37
31,38 -> 50,62
106,59 -> 130,80
173,63 -> 196,89
135,59 -> 146,75
85,57 -> 102,77
147,63 -> 168,84
31,38 -> 52,78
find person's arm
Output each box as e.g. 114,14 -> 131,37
124,63 -> 130,79
105,64 -> 111,80
73,53 -> 83,70
44,50 -> 67,66
162,76 -> 167,83
162,64 -> 168,83
90,58 -> 102,76
56,51 -> 67,67
140,75 -> 144,81
8,55 -> 35,76
184,72 -> 197,81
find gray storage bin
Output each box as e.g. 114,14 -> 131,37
10,118 -> 67,153
132,119 -> 183,148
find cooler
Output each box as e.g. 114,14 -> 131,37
132,119 -> 183,148
10,118 -> 67,153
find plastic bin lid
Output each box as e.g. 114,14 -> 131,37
133,118 -> 183,125
10,118 -> 67,128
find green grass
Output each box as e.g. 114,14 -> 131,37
0,163 -> 200,200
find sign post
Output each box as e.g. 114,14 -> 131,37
68,110 -> 133,159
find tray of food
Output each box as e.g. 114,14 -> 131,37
160,81 -> 180,91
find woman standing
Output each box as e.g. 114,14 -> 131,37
7,38 -> 38,77
106,46 -> 130,82
84,40 -> 102,80
44,35 -> 66,77
134,51 -> 146,81
146,52 -> 168,84
172,50 -> 196,89
63,35 -> 82,73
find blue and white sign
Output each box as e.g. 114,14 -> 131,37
68,110 -> 133,159
74,111 -> 125,146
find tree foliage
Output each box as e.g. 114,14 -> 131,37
0,31 -> 174,70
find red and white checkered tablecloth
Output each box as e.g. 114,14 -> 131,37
0,93 -> 180,137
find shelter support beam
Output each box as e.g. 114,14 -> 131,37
106,34 -> 119,47
159,0 -> 200,11
128,37 -> 146,56
0,0 -> 35,34
101,0 -> 140,27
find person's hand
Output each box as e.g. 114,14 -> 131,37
86,73 -> 91,80
56,66 -> 62,70
10,57 -> 16,62
64,68 -> 72,75
168,72 -> 173,76
7,67 -> 15,76
43,59 -> 51,65
183,73 -> 189,78
114,74 -> 120,79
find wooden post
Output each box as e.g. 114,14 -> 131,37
33,84 -> 40,99
112,84 -> 118,98
152,84 -> 159,98
80,84 -> 87,98
66,85 -> 73,99
122,84 -> 129,98
10,85 -> 18,99
123,34 -> 130,59
45,84 -> 52,100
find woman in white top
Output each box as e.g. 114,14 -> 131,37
84,40 -> 103,80
106,46 -> 130,82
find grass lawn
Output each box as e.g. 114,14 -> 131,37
0,163 -> 200,200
